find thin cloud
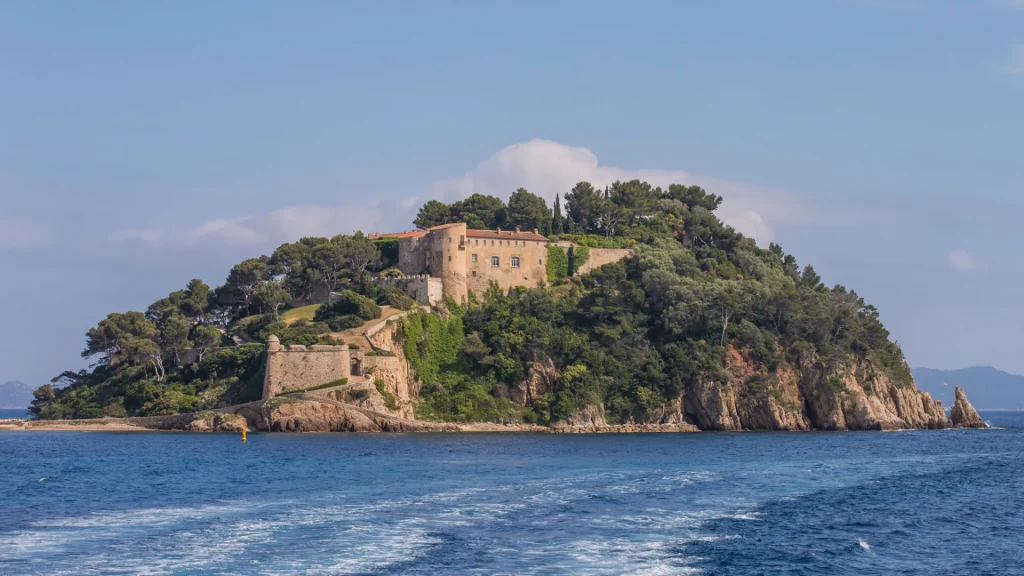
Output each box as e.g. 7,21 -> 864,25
110,139 -> 818,250
0,220 -> 51,248
111,204 -> 386,248
948,249 -> 978,271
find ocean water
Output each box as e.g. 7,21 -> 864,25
0,409 -> 29,420
0,413 -> 1021,576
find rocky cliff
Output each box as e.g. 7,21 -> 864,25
682,348 -> 982,431
500,346 -> 985,432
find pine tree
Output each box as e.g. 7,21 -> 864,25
552,194 -> 564,235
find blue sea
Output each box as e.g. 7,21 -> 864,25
0,413 -> 1021,576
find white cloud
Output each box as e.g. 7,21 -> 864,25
999,44 -> 1024,76
111,139 -> 814,249
112,204 -> 386,248
0,220 -> 51,248
427,139 -> 810,245
948,249 -> 978,271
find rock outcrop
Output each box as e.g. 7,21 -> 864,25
950,386 -> 987,428
679,347 -> 968,432
511,358 -> 559,406
229,396 -> 459,433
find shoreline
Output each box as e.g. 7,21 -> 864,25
1,417 -> 993,434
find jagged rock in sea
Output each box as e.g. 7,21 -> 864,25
949,386 -> 987,428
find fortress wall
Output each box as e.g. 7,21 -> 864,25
262,337 -> 351,399
373,276 -> 443,306
430,223 -> 468,303
465,237 -> 548,294
398,235 -> 429,276
574,248 -> 633,276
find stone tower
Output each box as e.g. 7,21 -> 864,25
428,222 -> 468,303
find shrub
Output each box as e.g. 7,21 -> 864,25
327,315 -> 366,331
347,388 -> 370,401
315,290 -> 382,322
378,287 -> 416,310
375,379 -> 400,411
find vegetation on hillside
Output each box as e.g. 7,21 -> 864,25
404,182 -> 907,424
31,180 -> 907,426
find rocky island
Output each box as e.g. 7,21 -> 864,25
11,183 -> 986,433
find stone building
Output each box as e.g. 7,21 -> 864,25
370,222 -> 550,302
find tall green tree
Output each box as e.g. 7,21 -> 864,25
552,194 -> 564,235
449,194 -> 507,229
565,182 -> 602,233
414,200 -> 452,229
506,188 -> 551,234
191,325 -> 223,362
253,281 -> 290,319
222,258 -> 271,314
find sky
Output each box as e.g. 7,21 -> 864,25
1,0 -> 1023,387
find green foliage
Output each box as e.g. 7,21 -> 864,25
399,311 -> 465,387
347,388 -> 370,401
315,290 -> 382,322
567,245 -> 590,276
374,238 -> 400,266
375,379 -> 400,411
47,180 -> 915,427
546,246 -> 569,283
378,287 -> 416,310
506,188 -> 551,235
550,233 -> 631,248
327,315 -> 365,331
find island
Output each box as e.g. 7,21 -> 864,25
6,183 -> 986,433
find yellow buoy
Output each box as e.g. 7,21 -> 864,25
242,428 -> 247,442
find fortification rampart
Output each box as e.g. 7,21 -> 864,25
262,335 -> 352,399
373,275 -> 443,306
574,248 -> 633,276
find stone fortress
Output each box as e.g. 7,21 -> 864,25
370,222 -> 552,304
261,222 -> 633,404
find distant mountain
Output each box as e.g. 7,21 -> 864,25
0,381 -> 34,410
912,367 -> 1024,411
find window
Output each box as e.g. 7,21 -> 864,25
514,241 -> 518,247
471,253 -> 478,263
511,256 -> 520,268
475,239 -> 478,245
448,256 -> 451,262
491,240 -> 494,246
491,256 -> 499,267
472,271 -> 476,277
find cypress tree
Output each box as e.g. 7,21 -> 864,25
552,194 -> 564,235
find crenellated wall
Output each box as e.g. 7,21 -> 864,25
262,335 -> 351,399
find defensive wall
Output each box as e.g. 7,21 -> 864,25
262,335 -> 352,399
373,275 -> 443,306
573,248 -> 634,276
